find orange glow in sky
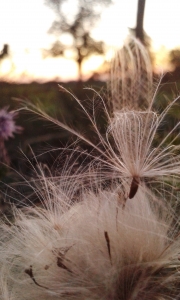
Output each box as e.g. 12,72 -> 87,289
0,0 -> 180,82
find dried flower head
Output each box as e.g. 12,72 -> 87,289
0,107 -> 22,140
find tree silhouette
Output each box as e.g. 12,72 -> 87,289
44,0 -> 112,80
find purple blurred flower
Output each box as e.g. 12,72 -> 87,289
0,107 -> 22,140
0,107 -> 23,165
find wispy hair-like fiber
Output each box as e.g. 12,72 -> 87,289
22,39 -> 180,199
108,38 -> 153,110
0,184 -> 180,299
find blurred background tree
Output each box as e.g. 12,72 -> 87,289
130,0 -> 155,67
44,0 -> 112,80
135,0 -> 146,44
0,44 -> 9,60
130,0 -> 151,50
0,44 -> 9,72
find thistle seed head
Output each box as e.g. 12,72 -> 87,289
0,187 -> 179,300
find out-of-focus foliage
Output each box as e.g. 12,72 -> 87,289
169,49 -> 180,70
0,80 -> 106,210
0,80 -> 105,167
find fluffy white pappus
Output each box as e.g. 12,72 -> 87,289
0,187 -> 180,300
108,38 -> 153,111
103,38 -> 180,196
107,106 -> 180,186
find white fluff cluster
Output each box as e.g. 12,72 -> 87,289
0,38 -> 180,300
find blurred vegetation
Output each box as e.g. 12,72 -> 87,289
0,80 -> 105,212
0,79 -> 106,179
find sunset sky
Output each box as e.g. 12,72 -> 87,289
0,0 -> 180,82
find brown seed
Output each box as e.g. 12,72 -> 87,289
25,265 -> 49,290
129,176 -> 140,199
104,231 -> 112,264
